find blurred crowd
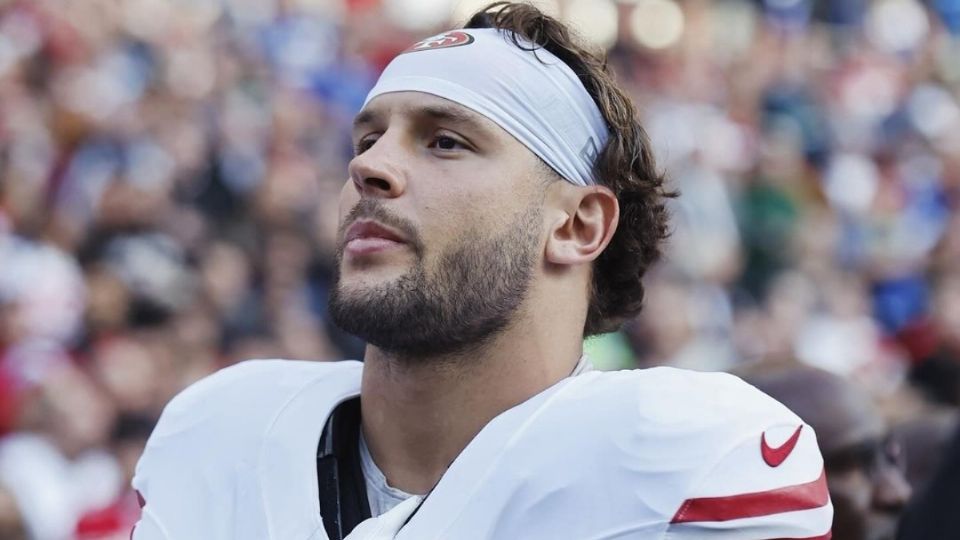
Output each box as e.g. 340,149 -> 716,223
0,0 -> 959,538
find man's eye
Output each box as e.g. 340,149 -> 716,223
431,135 -> 463,151
355,137 -> 377,155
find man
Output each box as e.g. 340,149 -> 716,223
132,3 -> 833,539
743,364 -> 911,540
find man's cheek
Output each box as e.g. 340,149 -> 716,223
340,181 -> 359,211
829,489 -> 870,540
829,470 -> 874,506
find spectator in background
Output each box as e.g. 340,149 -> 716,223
743,364 -> 912,540
0,364 -> 120,540
892,408 -> 957,498
74,415 -> 154,540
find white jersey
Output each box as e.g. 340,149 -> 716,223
360,355 -> 596,518
132,360 -> 832,540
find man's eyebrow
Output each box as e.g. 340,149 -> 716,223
352,109 -> 379,131
417,104 -> 485,129
353,103 -> 492,134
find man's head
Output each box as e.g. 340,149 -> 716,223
329,2 -> 672,358
744,365 -> 912,540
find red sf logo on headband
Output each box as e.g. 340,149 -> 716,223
403,31 -> 475,54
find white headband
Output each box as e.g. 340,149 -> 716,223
363,28 -> 609,187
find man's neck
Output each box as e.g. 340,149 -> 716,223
359,323 -> 582,495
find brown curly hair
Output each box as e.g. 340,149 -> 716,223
464,2 -> 675,336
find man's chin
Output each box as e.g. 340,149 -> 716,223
865,513 -> 901,540
340,242 -> 416,271
336,267 -> 407,291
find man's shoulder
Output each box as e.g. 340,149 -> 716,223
162,359 -> 362,417
148,358 -> 363,450
428,368 -> 830,539
563,367 -> 831,538
575,366 -> 801,433
132,359 -> 363,539
578,366 -> 817,473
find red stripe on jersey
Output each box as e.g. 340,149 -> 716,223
671,468 -> 829,524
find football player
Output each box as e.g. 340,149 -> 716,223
132,3 -> 833,538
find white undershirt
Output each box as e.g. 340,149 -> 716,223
359,356 -> 594,516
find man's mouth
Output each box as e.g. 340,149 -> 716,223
343,220 -> 409,257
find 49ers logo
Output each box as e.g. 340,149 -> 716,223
403,31 -> 475,54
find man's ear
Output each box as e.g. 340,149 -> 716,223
544,184 -> 619,266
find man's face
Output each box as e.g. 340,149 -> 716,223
329,92 -> 549,358
816,396 -> 912,540
825,435 -> 911,540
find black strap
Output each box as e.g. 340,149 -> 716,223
317,398 -> 371,540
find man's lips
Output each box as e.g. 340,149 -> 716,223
343,220 -> 409,256
345,220 -> 408,243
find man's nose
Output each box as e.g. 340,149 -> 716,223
872,464 -> 913,512
347,135 -> 407,199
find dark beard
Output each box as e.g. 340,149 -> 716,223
329,203 -> 541,359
